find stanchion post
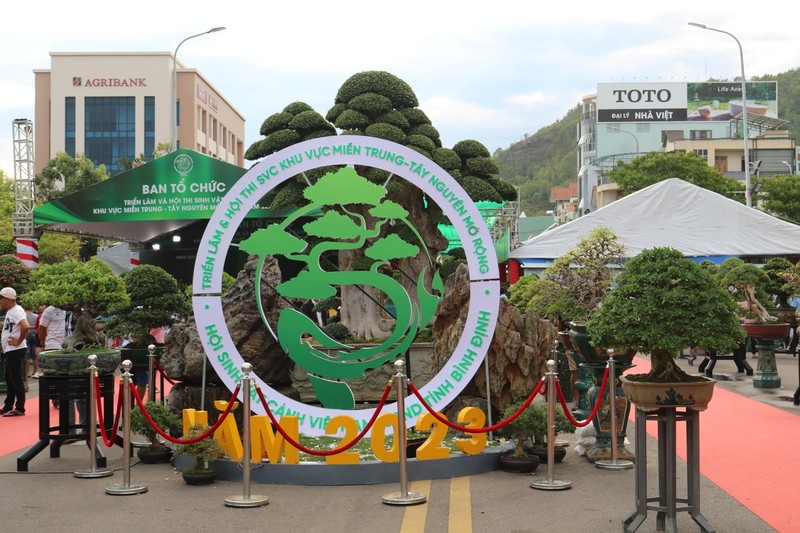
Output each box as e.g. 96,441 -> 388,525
596,350 -> 634,470
225,363 -> 269,508
106,360 -> 148,495
75,355 -> 113,479
531,360 -> 572,491
147,344 -> 157,403
383,359 -> 426,505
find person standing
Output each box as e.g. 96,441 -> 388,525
1,287 -> 29,417
24,304 -> 41,382
38,304 -> 80,426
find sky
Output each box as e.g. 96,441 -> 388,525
2,1 -> 799,177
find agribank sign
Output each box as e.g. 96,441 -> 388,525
192,136 -> 500,436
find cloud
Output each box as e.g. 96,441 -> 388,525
0,81 -> 34,110
506,92 -> 554,107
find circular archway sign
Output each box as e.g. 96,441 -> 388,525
193,136 -> 499,436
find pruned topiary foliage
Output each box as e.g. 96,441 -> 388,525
587,247 -> 744,382
259,112 -> 292,136
333,71 -> 419,109
246,102 -> 334,161
106,265 -> 190,341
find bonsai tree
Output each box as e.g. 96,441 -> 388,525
22,258 -> 129,351
129,401 -> 182,451
519,226 -> 625,326
714,257 -> 777,323
587,247 -> 744,382
175,423 -> 223,473
107,264 -> 190,347
0,254 -> 31,291
525,403 -> 574,449
501,400 -> 571,458
762,257 -> 794,309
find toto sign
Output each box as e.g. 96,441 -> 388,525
192,136 -> 499,436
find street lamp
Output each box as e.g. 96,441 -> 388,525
688,22 -> 752,207
172,27 -> 226,151
781,161 -> 794,174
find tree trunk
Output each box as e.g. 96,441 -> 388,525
338,188 -> 447,340
647,348 -> 692,382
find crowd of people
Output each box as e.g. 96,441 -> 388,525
1,286 -> 83,428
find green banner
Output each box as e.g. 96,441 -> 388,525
34,150 -> 268,224
495,229 -> 509,263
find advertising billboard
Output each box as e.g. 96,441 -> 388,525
597,81 -> 777,123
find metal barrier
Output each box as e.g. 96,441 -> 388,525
106,360 -> 148,495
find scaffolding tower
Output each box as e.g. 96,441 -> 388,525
12,118 -> 39,267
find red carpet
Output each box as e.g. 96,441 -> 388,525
0,374 -> 174,458
631,355 -> 798,533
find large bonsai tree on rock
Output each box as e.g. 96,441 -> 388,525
243,71 -> 516,340
587,247 -> 744,382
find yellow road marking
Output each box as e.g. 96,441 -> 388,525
448,476 -> 472,533
399,480 -> 431,533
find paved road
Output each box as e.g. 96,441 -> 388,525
0,430 -> 777,533
1,349 -> 795,532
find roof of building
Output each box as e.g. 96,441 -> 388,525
550,182 -> 578,202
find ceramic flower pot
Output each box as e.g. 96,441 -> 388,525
498,452 -> 541,473
38,349 -> 121,376
619,375 -> 716,412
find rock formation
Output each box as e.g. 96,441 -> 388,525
162,255 -> 299,416
432,263 -> 555,420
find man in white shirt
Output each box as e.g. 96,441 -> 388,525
38,305 -> 68,352
38,304 -> 85,433
1,287 -> 29,416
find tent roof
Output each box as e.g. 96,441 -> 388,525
511,178 -> 800,261
33,150 -> 249,243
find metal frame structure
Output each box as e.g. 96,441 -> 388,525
12,119 -> 36,239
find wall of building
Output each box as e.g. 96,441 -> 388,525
34,52 -> 245,174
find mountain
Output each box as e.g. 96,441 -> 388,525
495,68 -> 800,216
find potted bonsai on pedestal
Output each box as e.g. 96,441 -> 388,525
516,226 -> 632,461
175,423 -> 224,484
588,247 -> 745,531
587,247 -> 744,409
24,258 -> 129,375
715,257 -> 790,388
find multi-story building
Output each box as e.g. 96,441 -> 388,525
33,52 -> 245,175
575,81 -> 796,214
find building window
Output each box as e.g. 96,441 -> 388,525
65,97 -> 76,157
693,149 -> 708,158
84,96 -> 135,174
690,130 -> 712,140
144,96 -> 155,161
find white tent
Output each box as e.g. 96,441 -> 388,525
511,178 -> 800,263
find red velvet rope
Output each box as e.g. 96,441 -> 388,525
255,382 -> 393,456
556,366 -> 610,427
408,376 -> 546,434
129,382 -> 241,444
153,359 -> 177,385
94,377 -> 124,447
